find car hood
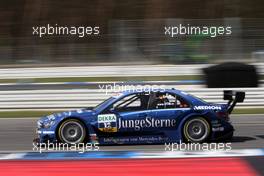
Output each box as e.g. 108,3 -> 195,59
38,109 -> 95,125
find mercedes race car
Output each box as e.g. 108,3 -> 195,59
34,89 -> 245,145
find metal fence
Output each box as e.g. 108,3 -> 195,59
0,87 -> 263,111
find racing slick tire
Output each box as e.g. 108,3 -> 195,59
58,119 -> 86,144
183,117 -> 211,143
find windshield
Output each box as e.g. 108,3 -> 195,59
93,97 -> 116,111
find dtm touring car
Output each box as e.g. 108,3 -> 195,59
34,89 -> 245,145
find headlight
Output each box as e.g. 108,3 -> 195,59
37,120 -> 43,128
38,115 -> 56,129
43,120 -> 55,128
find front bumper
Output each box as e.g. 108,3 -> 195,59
34,128 -> 57,143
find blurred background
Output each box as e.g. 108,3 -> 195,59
1,2 -> 264,174
0,0 -> 263,117
0,0 -> 264,65
0,0 -> 264,155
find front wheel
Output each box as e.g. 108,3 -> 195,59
58,119 -> 86,144
183,117 -> 210,143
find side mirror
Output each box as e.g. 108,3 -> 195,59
109,107 -> 116,113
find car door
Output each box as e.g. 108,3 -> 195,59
97,92 -> 151,135
147,92 -> 190,132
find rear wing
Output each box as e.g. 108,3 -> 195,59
223,90 -> 245,114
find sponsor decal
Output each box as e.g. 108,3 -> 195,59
156,102 -> 174,107
98,114 -> 177,132
180,91 -> 188,95
102,136 -> 168,144
37,130 -> 55,134
118,117 -> 177,131
90,133 -> 99,144
112,92 -> 123,98
212,127 -> 225,132
194,105 -> 222,110
47,115 -> 55,120
211,120 -> 219,124
77,109 -> 84,113
211,120 -> 222,127
97,114 -> 117,132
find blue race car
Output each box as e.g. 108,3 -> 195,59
34,89 -> 245,144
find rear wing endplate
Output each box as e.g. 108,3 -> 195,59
223,90 -> 245,113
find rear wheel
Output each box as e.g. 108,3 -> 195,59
183,117 -> 210,143
58,119 -> 86,144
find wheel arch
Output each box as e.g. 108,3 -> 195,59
177,113 -> 212,141
55,116 -> 89,142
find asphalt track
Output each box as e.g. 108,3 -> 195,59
0,114 -> 263,151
